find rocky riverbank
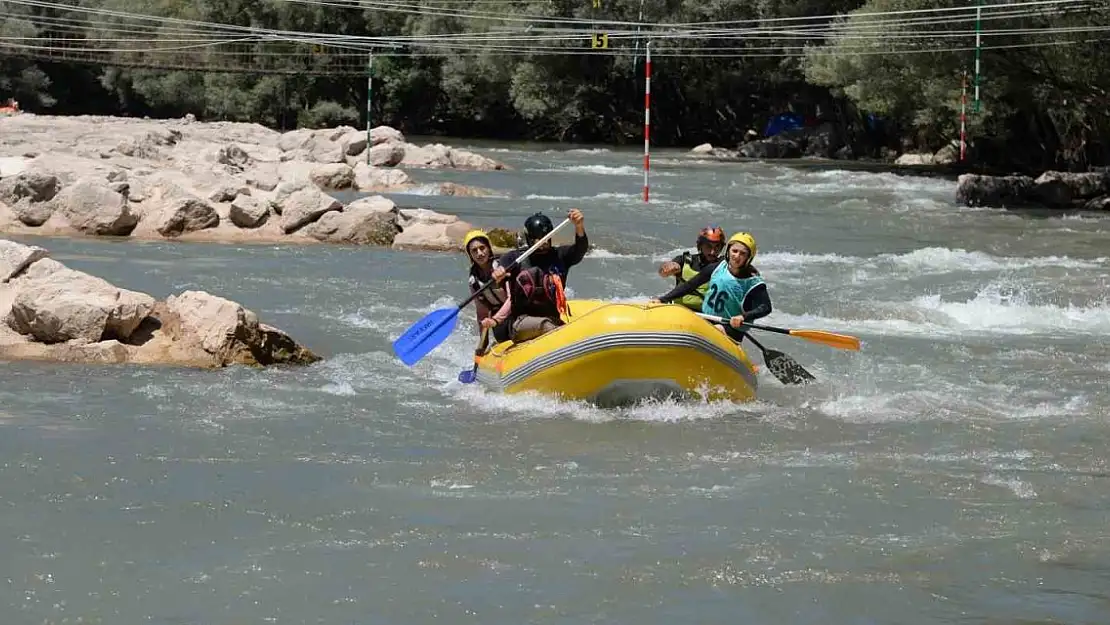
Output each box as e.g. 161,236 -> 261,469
684,126 -> 1110,212
0,113 -> 511,251
685,122 -> 960,166
1,238 -> 319,368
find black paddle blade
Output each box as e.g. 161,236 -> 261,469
762,348 -> 817,385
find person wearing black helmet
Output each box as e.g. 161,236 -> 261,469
490,208 -> 588,342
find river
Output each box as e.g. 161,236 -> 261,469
2,143 -> 1109,624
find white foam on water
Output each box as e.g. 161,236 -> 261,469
767,279 -> 1110,340
585,247 -> 637,259
529,164 -> 677,177
759,247 -> 1107,274
636,246 -> 1108,275
979,474 -> 1038,499
447,379 -> 777,424
1010,394 -> 1090,421
522,191 -> 643,202
389,183 -> 443,196
801,168 -> 955,195
542,147 -> 613,154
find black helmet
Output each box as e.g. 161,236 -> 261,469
523,212 -> 554,244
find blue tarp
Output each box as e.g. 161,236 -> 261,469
763,112 -> 805,137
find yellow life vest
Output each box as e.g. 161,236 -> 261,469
677,253 -> 710,310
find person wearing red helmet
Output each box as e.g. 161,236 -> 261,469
651,231 -> 772,343
657,226 -> 726,311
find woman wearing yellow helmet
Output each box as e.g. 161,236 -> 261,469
650,231 -> 772,341
462,229 -> 512,335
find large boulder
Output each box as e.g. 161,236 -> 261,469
277,188 -> 342,233
956,174 -> 1036,208
0,172 -> 59,226
229,195 -> 272,228
1034,171 -> 1110,199
956,171 -> 1110,209
365,142 -> 406,167
309,163 -> 355,190
303,196 -> 400,245
391,208 -> 473,251
5,258 -> 155,343
158,291 -> 318,367
353,162 -> 412,192
153,196 -> 221,237
0,239 -> 47,283
50,178 -> 139,235
0,239 -> 320,368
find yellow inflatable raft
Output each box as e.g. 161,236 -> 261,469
474,299 -> 759,407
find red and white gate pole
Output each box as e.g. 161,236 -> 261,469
643,40 -> 651,203
959,71 -> 968,162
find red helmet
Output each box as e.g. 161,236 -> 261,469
697,226 -> 725,247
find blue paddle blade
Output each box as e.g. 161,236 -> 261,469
457,367 -> 477,384
392,307 -> 460,366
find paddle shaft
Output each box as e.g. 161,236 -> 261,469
695,312 -> 782,336
697,312 -> 817,385
458,326 -> 490,383
694,312 -> 859,351
459,217 -> 573,313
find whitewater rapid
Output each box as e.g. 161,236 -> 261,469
4,143 -> 1110,625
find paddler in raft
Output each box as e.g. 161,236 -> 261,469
656,225 -> 726,312
650,231 -> 772,342
463,229 -> 512,338
490,208 -> 589,343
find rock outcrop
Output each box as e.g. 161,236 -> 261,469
0,238 -> 320,368
955,170 -> 1110,210
0,114 -> 510,251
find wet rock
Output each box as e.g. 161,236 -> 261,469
956,174 -> 1036,208
0,239 -> 320,368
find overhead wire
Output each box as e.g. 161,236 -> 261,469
0,0 -> 1105,62
4,0 -> 1100,35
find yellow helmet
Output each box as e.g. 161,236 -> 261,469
462,229 -> 490,251
727,232 -> 757,264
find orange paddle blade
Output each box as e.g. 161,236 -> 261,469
787,329 -> 861,351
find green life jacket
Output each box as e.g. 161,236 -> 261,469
676,252 -> 710,310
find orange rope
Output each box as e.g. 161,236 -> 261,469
549,274 -> 570,318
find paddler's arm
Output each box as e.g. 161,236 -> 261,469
557,208 -> 589,268
740,283 -> 772,322
492,290 -> 512,326
653,260 -> 717,303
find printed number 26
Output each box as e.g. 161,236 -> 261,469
705,284 -> 726,313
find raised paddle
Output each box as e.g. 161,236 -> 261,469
457,325 -> 491,384
695,313 -> 861,352
393,217 -> 573,366
697,314 -> 816,385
